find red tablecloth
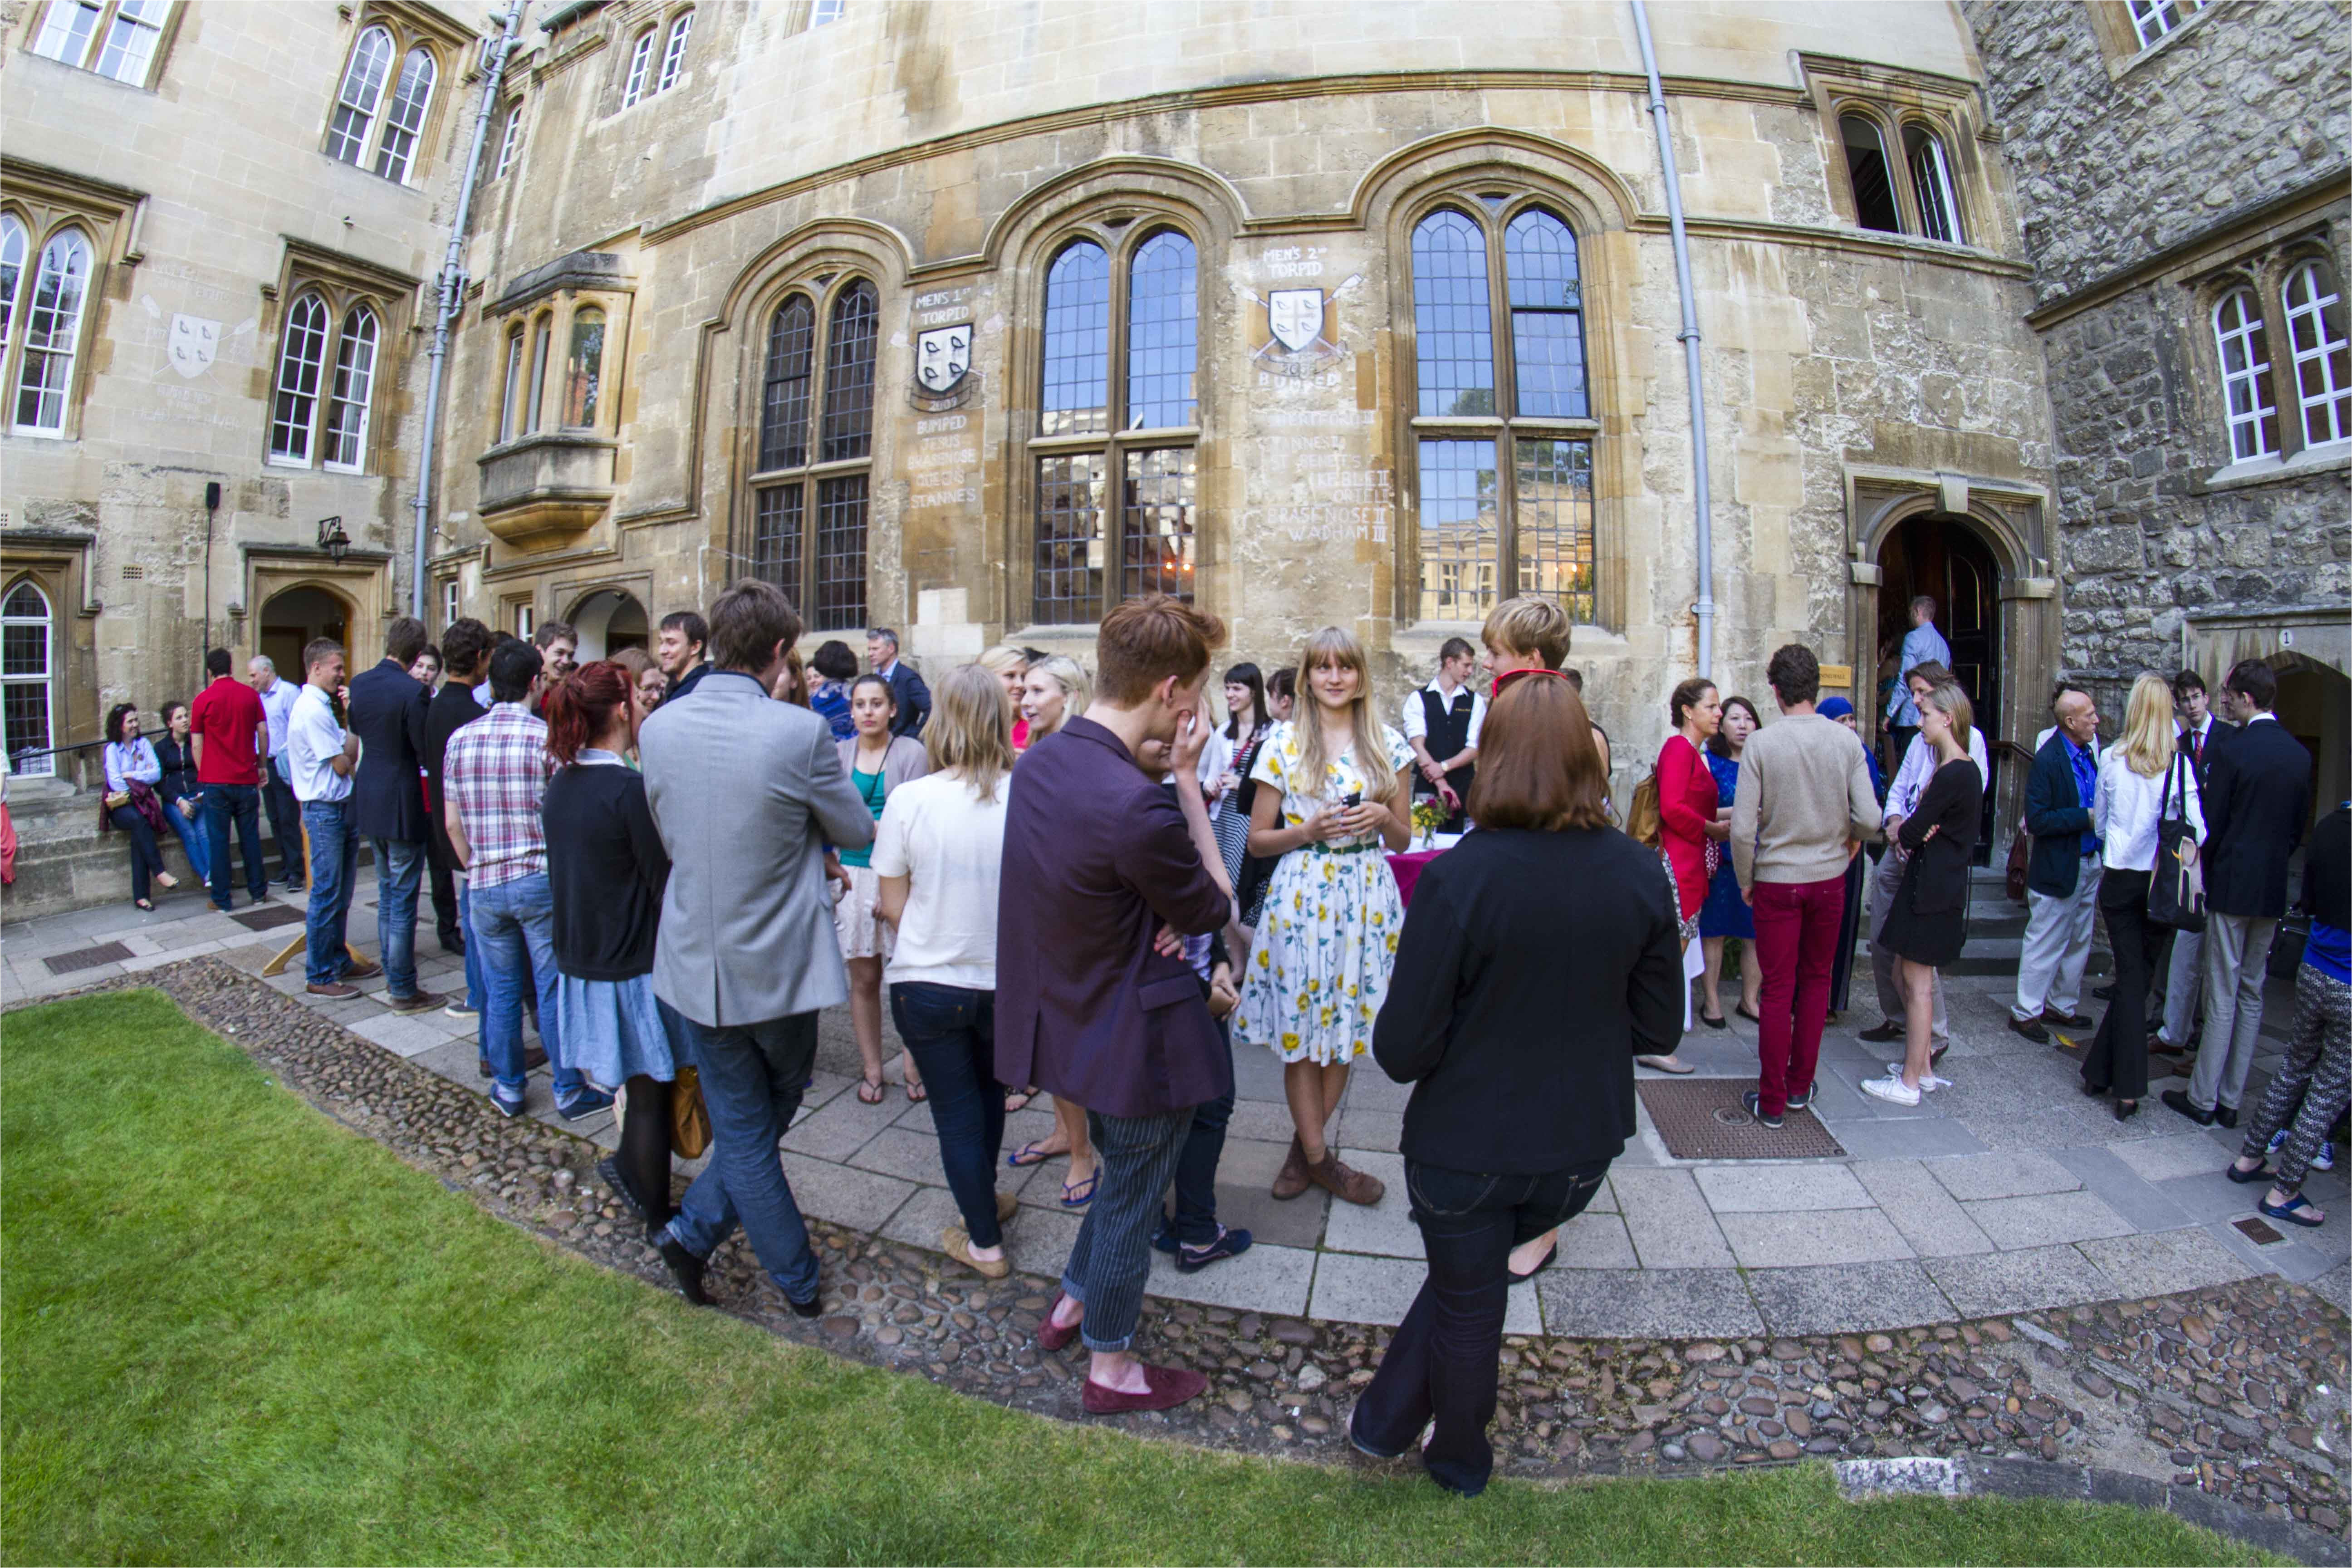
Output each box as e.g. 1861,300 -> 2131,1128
1387,848 -> 1444,907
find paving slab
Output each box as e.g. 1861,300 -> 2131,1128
1551,1209 -> 1637,1269
1852,1160 -> 1996,1257
1537,1267 -> 1765,1340
1923,1244 -> 2121,1317
1693,1162 -> 1873,1213
1308,1251 -> 1540,1334
1612,1166 -> 1735,1269
775,1149 -> 916,1233
779,1087 -> 905,1162
1928,1150 -> 2084,1201
2107,1129 -> 2240,1183
1316,1151 -> 1417,1259
1747,1261 -> 1957,1336
2077,1228 -> 2258,1299
1145,1240 -> 1316,1315
2047,1145 -> 2194,1235
847,1127 -> 953,1186
1724,1207 -> 1917,1269
1827,1113 -> 1992,1162
1194,1135 -> 1331,1249
347,1011 -> 459,1058
1964,1190 -> 2138,1250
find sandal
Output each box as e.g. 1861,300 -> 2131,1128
1060,1170 -> 1099,1208
905,1078 -> 928,1103
856,1076 -> 886,1106
2259,1192 -> 2326,1228
1006,1139 -> 1063,1168
134,898 -> 155,911
1003,1086 -> 1039,1113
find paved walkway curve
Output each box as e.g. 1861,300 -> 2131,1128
5,885 -> 2346,1336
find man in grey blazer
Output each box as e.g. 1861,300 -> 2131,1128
640,579 -> 874,1313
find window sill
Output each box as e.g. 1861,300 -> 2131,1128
2195,442 -> 2351,495
2108,5 -> 2220,80
265,455 -> 314,470
7,426 -> 68,441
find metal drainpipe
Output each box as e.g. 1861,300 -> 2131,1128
1630,0 -> 1716,678
408,0 -> 524,618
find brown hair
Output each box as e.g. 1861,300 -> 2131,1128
1095,593 -> 1225,706
609,645 -> 655,680
1480,596 -> 1569,670
1468,676 -> 1610,832
707,579 -> 802,673
1766,643 -> 1821,707
1668,677 -> 1717,730
1921,680 -> 1975,759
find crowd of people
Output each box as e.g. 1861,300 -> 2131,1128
98,582 -> 2343,1499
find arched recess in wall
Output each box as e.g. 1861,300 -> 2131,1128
1357,130 -> 1637,636
567,586 -> 649,657
255,583 -> 355,687
989,161 -> 1241,632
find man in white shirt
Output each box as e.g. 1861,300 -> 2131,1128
283,638 -> 377,999
1403,637 -> 1485,833
1858,660 -> 1988,1054
248,655 -> 305,891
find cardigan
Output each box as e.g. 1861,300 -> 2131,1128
1373,825 -> 1683,1174
1655,732 -> 1717,921
543,755 -> 670,982
1897,755 -> 1983,915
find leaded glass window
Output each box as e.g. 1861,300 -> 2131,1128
820,282 -> 877,461
0,216 -> 25,359
2215,287 -> 2278,462
323,305 -> 378,469
15,228 -> 94,436
2284,261 -> 2352,450
1041,241 -> 1110,436
372,47 -> 436,183
1904,125 -> 1965,245
562,307 -> 604,428
746,279 -> 874,628
1126,230 -> 1196,429
326,26 -> 394,166
1,580 -> 54,778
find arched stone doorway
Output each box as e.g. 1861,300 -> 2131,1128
567,588 -> 648,660
2271,654 -> 2348,831
1875,514 -> 2002,742
256,585 -> 352,684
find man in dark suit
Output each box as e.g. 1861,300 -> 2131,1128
2009,686 -> 2102,1044
425,617 -> 493,1024
867,626 -> 930,738
997,595 -> 1231,1416
346,615 -> 441,1012
2153,667 -> 2236,1055
2167,660 -> 2312,1127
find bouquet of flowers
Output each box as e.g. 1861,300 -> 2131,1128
1410,795 -> 1452,845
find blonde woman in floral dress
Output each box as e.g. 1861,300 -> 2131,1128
1237,627 -> 1413,1206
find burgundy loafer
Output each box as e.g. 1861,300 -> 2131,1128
1038,1288 -> 1081,1352
1082,1362 -> 1207,1415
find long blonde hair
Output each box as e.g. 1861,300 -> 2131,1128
1025,655 -> 1090,740
976,644 -> 1026,681
926,663 -> 1017,799
1294,627 -> 1399,805
2118,671 -> 2180,779
1921,681 -> 1974,756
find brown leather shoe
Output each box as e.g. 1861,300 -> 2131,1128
306,981 -> 361,1000
1309,1152 -> 1385,1206
1270,1134 -> 1311,1200
385,989 -> 444,1014
995,1191 -> 1019,1223
340,957 -> 383,981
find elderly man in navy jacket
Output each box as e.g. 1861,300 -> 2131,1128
998,595 -> 1232,1416
2009,686 -> 2102,1044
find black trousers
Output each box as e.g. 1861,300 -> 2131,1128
1352,1156 -> 1611,1495
2084,868 -> 2165,1102
262,757 -> 304,883
426,828 -> 463,949
108,805 -> 165,902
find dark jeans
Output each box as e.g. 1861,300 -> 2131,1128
426,828 -> 462,948
1061,1106 -> 1193,1352
371,837 -> 426,999
661,1003 -> 823,1305
1353,1156 -> 1612,1496
301,799 -> 362,986
108,805 -> 165,902
262,757 -> 303,883
1166,1026 -> 1236,1245
890,983 -> 1004,1247
2083,869 -> 2163,1102
204,781 -> 266,907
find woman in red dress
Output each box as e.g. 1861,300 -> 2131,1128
1645,677 -> 1727,1072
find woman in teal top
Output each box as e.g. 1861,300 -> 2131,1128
834,672 -> 931,1102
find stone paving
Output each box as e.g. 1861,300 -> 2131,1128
6,881 -> 2344,1337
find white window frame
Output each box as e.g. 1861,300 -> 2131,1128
524,317 -> 551,435
0,580 -> 56,779
269,292 -> 330,463
33,0 -> 170,85
325,24 -> 394,166
494,101 -> 523,178
323,305 -> 379,472
371,47 -> 436,185
2283,260 -> 2352,450
12,227 -> 94,438
2213,287 -> 2278,463
514,602 -> 535,640
440,579 -> 459,628
808,0 -> 843,27
0,215 -> 26,361
2127,0 -> 2202,49
1905,127 -> 1965,245
621,28 -> 654,106
657,10 -> 693,91
499,328 -> 524,442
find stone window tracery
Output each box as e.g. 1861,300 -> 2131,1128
270,287 -> 387,472
2213,285 -> 2279,463
31,0 -> 171,87
749,278 -> 874,631
1029,227 -> 1201,626
1406,201 -> 1593,625
323,13 -> 447,187
2283,260 -> 2351,450
1,579 -> 55,777
13,225 -> 93,437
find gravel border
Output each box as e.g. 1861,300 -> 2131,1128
16,961 -> 2348,1558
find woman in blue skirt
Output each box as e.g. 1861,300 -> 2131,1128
1697,695 -> 1762,1027
541,660 -> 679,1240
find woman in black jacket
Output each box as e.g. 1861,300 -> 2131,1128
151,700 -> 212,888
1867,682 -> 1982,1108
1351,675 -> 1683,1498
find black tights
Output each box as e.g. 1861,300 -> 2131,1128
620,1075 -> 677,1232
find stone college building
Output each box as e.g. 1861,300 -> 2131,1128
2,0 -> 2344,915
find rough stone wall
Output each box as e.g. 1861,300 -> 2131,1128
1964,1 -> 2350,305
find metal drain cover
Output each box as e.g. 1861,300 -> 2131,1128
229,904 -> 305,932
1639,1077 -> 1847,1160
42,941 -> 133,976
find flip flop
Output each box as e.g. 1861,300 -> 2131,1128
2259,1192 -> 2326,1228
856,1077 -> 886,1105
134,898 -> 155,911
904,1079 -> 928,1103
1060,1171 -> 1099,1208
1006,1139 -> 1063,1168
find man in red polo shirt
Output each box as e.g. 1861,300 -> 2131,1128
189,646 -> 270,911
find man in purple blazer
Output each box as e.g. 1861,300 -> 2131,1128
998,595 -> 1233,1415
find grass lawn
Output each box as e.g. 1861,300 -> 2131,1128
0,989 -> 2280,1566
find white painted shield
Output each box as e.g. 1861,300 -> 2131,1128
1269,289 -> 1323,353
167,314 -> 219,379
915,323 -> 972,393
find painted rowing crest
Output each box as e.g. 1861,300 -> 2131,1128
167,314 -> 219,378
914,323 -> 972,394
1267,289 -> 1325,354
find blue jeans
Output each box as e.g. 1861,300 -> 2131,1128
1352,1157 -> 1612,1495
204,781 -> 265,907
1165,1028 -> 1236,1246
301,799 -> 362,986
461,878 -> 486,1014
162,794 -> 211,884
108,805 -> 166,903
469,872 -> 578,1101
1059,1106 -> 1193,1352
371,837 -> 426,999
890,983 -> 1004,1247
661,1002 -> 822,1304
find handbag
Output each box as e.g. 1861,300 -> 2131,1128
670,1064 -> 711,1160
2004,828 -> 2029,902
2147,755 -> 2207,933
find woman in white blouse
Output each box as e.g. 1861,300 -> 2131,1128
2082,673 -> 2205,1121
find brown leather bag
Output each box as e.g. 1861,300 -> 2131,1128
2004,829 -> 2030,903
671,1064 -> 711,1160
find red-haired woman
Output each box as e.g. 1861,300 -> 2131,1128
541,659 -> 680,1240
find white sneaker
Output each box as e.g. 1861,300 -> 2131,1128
1886,1064 -> 1952,1091
2316,1141 -> 2337,1172
1861,1073 -> 1923,1107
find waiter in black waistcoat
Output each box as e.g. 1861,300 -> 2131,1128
1403,637 -> 1486,835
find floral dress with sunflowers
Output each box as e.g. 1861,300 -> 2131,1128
1235,719 -> 1415,1066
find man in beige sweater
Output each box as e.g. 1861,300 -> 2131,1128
1732,644 -> 1885,1128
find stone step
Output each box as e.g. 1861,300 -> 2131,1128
1,786 -> 307,924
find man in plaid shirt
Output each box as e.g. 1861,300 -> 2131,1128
443,640 -> 610,1121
